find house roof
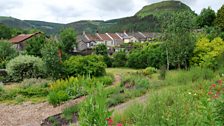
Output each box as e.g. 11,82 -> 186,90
128,32 -> 146,40
116,33 -> 130,39
9,32 -> 41,44
97,33 -> 112,41
107,33 -> 122,40
86,34 -> 101,41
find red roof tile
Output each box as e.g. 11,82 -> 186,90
9,32 -> 40,44
86,34 -> 101,41
107,33 -> 122,40
97,34 -> 112,41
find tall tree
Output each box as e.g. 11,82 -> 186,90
164,11 -> 196,69
215,5 -> 224,31
25,34 -> 46,57
197,7 -> 216,27
60,28 -> 77,53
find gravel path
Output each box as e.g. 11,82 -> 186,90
0,74 -> 122,126
0,96 -> 85,126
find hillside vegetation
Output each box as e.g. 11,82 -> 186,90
135,1 -> 192,17
0,1 -> 194,34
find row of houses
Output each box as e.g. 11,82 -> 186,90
7,31 -> 160,53
76,32 -> 161,52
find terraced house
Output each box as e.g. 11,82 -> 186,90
76,31 -> 161,52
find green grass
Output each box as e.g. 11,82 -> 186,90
106,68 -> 140,75
111,67 -> 223,126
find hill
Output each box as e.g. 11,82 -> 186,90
0,16 -> 64,35
0,1 -> 194,35
135,1 -> 192,17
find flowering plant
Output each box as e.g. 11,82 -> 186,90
106,117 -> 123,126
207,80 -> 224,125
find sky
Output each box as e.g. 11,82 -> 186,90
0,0 -> 223,24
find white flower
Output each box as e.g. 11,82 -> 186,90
188,92 -> 192,95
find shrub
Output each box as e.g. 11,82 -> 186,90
6,55 -> 46,81
63,55 -> 106,77
143,67 -> 157,76
48,77 -> 93,105
112,51 -> 127,67
127,43 -> 166,69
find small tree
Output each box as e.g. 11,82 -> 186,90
41,40 -> 63,79
197,7 -> 216,28
0,41 -> 17,68
60,28 -> 77,53
164,11 -> 196,69
215,5 -> 224,31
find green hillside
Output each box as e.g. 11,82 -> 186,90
135,1 -> 192,17
0,1 -> 194,34
66,20 -> 115,34
25,20 -> 64,34
0,16 -> 33,29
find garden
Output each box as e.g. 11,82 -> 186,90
0,6 -> 224,126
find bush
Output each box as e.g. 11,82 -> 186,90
6,55 -> 46,81
63,55 -> 106,77
112,51 -> 127,67
143,67 -> 157,76
127,43 -> 166,69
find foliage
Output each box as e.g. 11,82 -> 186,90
94,44 -> 108,55
142,67 -> 157,76
79,83 -> 111,126
60,28 -> 77,53
41,40 -> 63,79
112,51 -> 127,67
127,43 -> 166,69
191,37 -> 224,69
48,75 -> 113,105
0,41 -> 18,68
63,55 -> 106,77
113,76 -> 222,126
197,7 -> 216,27
48,77 -> 86,105
215,5 -> 224,31
6,55 -> 46,81
25,34 -> 46,57
0,79 -> 49,102
62,104 -> 80,122
163,11 -> 196,69
0,23 -> 12,39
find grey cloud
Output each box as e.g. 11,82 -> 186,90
46,5 -> 82,18
91,0 -> 135,12
0,0 -> 22,15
